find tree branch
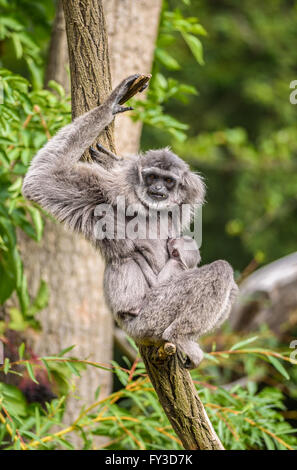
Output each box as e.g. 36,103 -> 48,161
139,344 -> 224,450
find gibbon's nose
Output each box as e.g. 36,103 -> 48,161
148,183 -> 168,200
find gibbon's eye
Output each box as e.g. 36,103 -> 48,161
145,174 -> 157,185
164,177 -> 176,189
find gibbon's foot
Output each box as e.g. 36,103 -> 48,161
109,74 -> 140,114
177,351 -> 200,370
182,347 -> 204,370
118,73 -> 151,104
89,144 -> 120,162
109,73 -> 151,114
112,104 -> 134,115
89,146 -> 102,162
183,355 -> 195,370
138,82 -> 149,93
96,143 -> 120,160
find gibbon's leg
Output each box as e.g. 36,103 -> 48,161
172,338 -> 204,369
133,252 -> 158,287
214,284 -> 239,329
89,143 -> 121,163
125,260 -> 237,368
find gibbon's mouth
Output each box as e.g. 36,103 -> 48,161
148,190 -> 168,200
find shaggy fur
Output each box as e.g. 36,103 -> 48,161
23,75 -> 238,369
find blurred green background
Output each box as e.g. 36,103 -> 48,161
142,0 -> 297,272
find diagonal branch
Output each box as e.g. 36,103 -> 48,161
139,344 -> 224,450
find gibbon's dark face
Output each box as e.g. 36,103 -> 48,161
133,148 -> 205,211
142,168 -> 177,202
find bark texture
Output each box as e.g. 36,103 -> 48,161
139,345 -> 224,450
63,0 -> 115,155
103,0 -> 162,155
45,0 -> 70,94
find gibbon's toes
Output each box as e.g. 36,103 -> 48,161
183,356 -> 196,370
112,104 -> 134,115
138,82 -> 149,93
89,146 -> 100,159
96,143 -> 107,154
183,351 -> 203,370
123,73 -> 141,89
115,74 -> 140,103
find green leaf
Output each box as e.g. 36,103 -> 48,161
55,437 -> 74,450
169,128 -> 187,142
8,307 -> 27,331
0,17 -> 23,32
18,342 -> 25,360
230,336 -> 259,351
26,206 -> 44,241
4,357 -> 10,374
11,33 -> 23,59
28,279 -> 48,316
0,262 -> 15,304
0,216 -> 17,246
35,406 -> 40,436
111,360 -> 128,386
155,48 -> 180,70
47,80 -> 65,98
25,361 -> 39,384
41,359 -> 51,380
0,383 -> 27,416
262,431 -> 275,450
202,352 -> 220,363
26,57 -> 42,90
8,177 -> 22,194
182,33 -> 204,65
268,356 -> 290,380
65,361 -> 81,377
58,345 -> 76,357
190,24 -> 207,36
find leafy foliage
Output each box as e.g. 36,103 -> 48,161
142,0 -> 297,269
0,337 -> 296,450
0,67 -> 70,331
0,0 -> 296,452
132,3 -> 206,142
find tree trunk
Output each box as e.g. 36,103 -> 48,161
44,0 -> 70,94
17,0 -> 162,448
103,0 -> 162,155
63,0 -> 115,156
139,345 -> 224,450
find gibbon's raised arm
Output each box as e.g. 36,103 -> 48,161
22,75 -> 139,242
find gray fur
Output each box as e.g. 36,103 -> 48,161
22,75 -> 238,369
135,236 -> 201,287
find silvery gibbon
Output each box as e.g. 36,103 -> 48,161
23,75 -> 238,368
